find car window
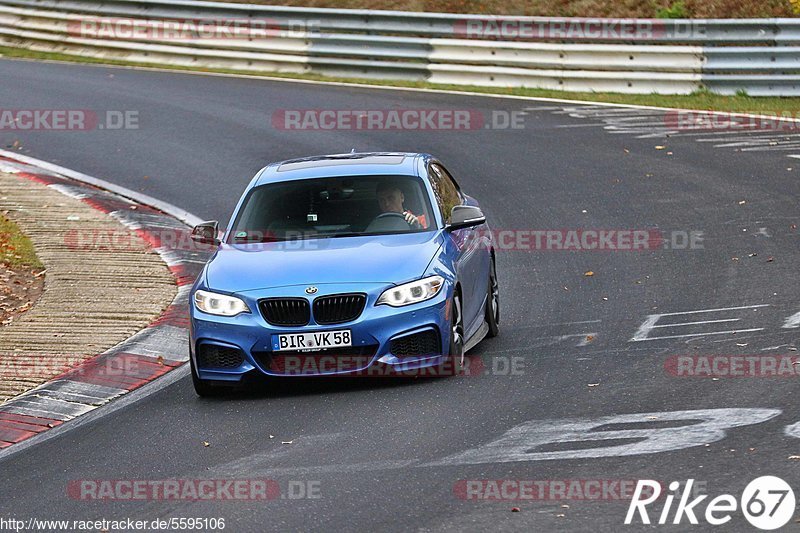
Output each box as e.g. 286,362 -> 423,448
429,163 -> 462,224
228,175 -> 434,242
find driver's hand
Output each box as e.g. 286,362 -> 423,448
403,211 -> 421,228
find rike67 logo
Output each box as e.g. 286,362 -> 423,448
625,476 -> 795,530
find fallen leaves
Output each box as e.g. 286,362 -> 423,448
584,271 -> 594,277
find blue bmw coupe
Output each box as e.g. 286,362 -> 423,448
188,152 -> 499,395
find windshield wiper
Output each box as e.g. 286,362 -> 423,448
318,232 -> 365,239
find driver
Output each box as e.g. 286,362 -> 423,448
375,181 -> 427,229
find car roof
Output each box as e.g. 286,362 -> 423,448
255,152 -> 429,185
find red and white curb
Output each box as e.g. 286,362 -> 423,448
0,151 -> 207,450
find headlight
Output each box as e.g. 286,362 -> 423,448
377,276 -> 444,307
194,289 -> 250,316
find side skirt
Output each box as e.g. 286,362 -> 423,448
464,321 -> 489,353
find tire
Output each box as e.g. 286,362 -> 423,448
449,292 -> 465,373
190,356 -> 229,397
485,257 -> 500,338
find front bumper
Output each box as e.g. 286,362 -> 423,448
189,282 -> 453,382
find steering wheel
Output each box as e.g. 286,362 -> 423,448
365,211 -> 412,233
374,212 -> 408,222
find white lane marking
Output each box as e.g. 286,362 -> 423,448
741,144 -> 800,152
199,409 -> 786,475
785,421 -> 800,439
761,344 -> 793,351
783,311 -> 800,329
630,305 -> 769,342
695,132 -> 800,142
555,123 -> 608,128
426,408 -> 781,465
712,139 -> 800,148
575,333 -> 598,347
788,155 -> 800,159
634,328 -> 764,341
651,318 -> 740,328
645,304 -> 769,316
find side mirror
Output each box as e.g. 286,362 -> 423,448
447,205 -> 486,231
191,220 -> 220,245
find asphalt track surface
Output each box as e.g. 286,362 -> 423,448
1,59 -> 800,532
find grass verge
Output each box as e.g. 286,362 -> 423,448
0,213 -> 43,270
202,0 -> 796,19
2,45 -> 800,115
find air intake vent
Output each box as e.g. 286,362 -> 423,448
390,329 -> 440,358
313,293 -> 366,325
259,298 -> 310,326
197,344 -> 245,369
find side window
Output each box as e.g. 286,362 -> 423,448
429,164 -> 462,224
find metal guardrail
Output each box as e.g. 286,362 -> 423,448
0,0 -> 798,95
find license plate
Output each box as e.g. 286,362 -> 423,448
272,330 -> 352,351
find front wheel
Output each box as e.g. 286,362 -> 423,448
485,258 -> 500,337
190,356 -> 230,397
449,293 -> 465,372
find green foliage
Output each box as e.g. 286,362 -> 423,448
656,1 -> 689,18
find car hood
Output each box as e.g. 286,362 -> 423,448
205,232 -> 444,293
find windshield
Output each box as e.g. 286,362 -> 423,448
228,175 -> 435,243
